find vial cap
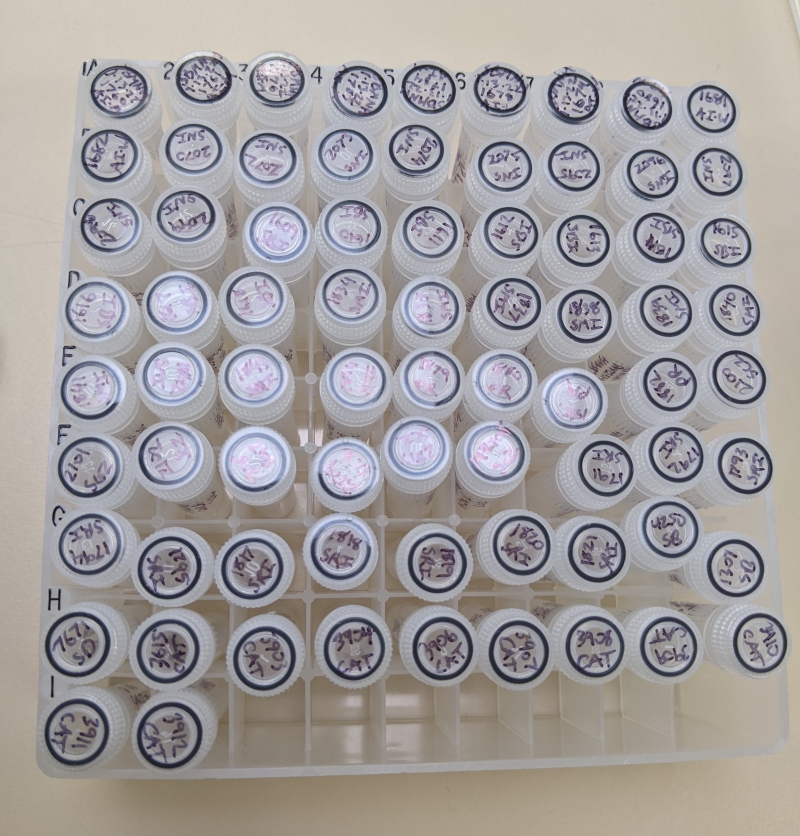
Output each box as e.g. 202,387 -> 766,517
140,346 -> 204,405
43,694 -> 114,767
557,289 -> 614,343
482,206 -> 540,259
691,148 -> 743,197
305,515 -> 377,586
473,352 -> 535,411
155,190 -> 218,244
399,350 -> 462,410
314,440 -> 381,504
402,279 -> 462,338
565,615 -> 625,678
547,69 -> 601,123
716,436 -> 773,495
217,531 -> 292,605
473,64 -> 528,114
135,531 -> 209,603
706,537 -> 765,598
57,437 -> 122,500
387,124 -> 446,176
567,522 -> 627,583
162,123 -> 230,191
638,614 -> 700,677
633,213 -> 686,264
145,273 -> 211,335
247,203 -> 311,262
223,347 -> 287,406
484,278 -> 543,331
733,613 -> 788,674
330,64 -> 390,118
320,611 -> 389,684
410,612 -> 475,681
326,350 -> 388,407
249,55 -> 305,105
321,199 -> 383,255
710,350 -> 767,407
686,84 -> 737,134
55,511 -> 126,580
708,284 -> 760,336
81,129 -> 139,182
133,615 -> 204,685
320,268 -> 381,322
641,500 -> 701,559
555,214 -> 612,266
491,513 -> 552,577
465,424 -> 526,482
79,198 -> 141,253
224,270 -> 286,327
625,149 -> 679,199
229,617 -> 303,694
400,528 -> 471,598
543,371 -> 605,429
642,356 -> 697,411
45,611 -> 112,677
622,78 -> 672,130
400,63 -> 457,116
137,424 -> 202,487
483,613 -> 552,686
401,204 -> 461,260
175,52 -> 234,103
578,439 -> 635,497
134,695 -> 207,769
316,127 -> 375,182
546,142 -> 602,192
476,141 -> 534,193
385,419 -> 449,478
90,65 -> 151,116
700,219 -> 753,269
647,426 -> 705,485
64,281 -> 127,338
61,360 -> 124,421
221,428 -> 290,492
238,133 -> 299,186
640,284 -> 693,337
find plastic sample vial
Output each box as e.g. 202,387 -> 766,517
303,514 -> 379,591
677,216 -> 756,292
389,348 -> 465,424
389,201 -> 464,302
132,421 -> 231,518
218,344 -> 296,441
524,285 -> 617,379
454,421 -> 530,517
597,77 -> 674,162
680,432 -> 774,509
460,139 -> 536,240
668,82 -> 739,158
674,147 -> 747,223
159,120 -> 237,240
456,203 -> 543,312
392,61 -> 460,133
323,62 -> 393,138
452,62 -> 531,185
382,123 -> 451,229
380,418 -> 453,518
315,606 -> 393,689
457,276 -> 545,367
78,128 -> 156,214
524,67 -> 604,155
398,605 -> 477,686
133,527 -> 215,607
529,139 -> 605,228
474,509 -> 555,584
135,343 -> 229,444
150,187 -> 228,290
74,198 -> 164,301
131,678 -> 227,772
668,530 -> 767,604
58,356 -> 156,448
215,529 -> 295,608
61,278 -> 153,374
315,267 -> 386,365
672,601 -> 791,679
601,352 -> 699,440
686,349 -> 769,431
310,438 -> 383,514
526,434 -> 636,518
531,602 -> 627,684
234,130 -> 305,211
523,368 -> 608,449
315,197 -> 386,280
392,524 -> 472,602
53,432 -> 151,518
586,280 -> 694,382
475,608 -> 555,690
38,680 -> 151,773
319,347 -> 393,442
310,125 -> 380,213
549,516 -> 630,591
42,602 -> 138,683
86,60 -> 163,155
219,426 -> 297,518
142,272 -> 226,372
389,276 -> 466,372
600,210 -> 687,304
621,496 -> 703,572
219,268 -> 297,369
227,613 -> 305,697
51,508 -> 138,589
243,52 -> 312,145
622,607 -> 703,684
168,51 -> 241,146
601,146 -> 680,230
453,350 -> 538,440
529,211 -> 614,301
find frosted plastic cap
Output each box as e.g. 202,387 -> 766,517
234,131 -> 305,208
382,124 -> 450,201
244,202 -> 315,280
303,514 -> 379,591
393,349 -> 465,421
61,278 -> 141,358
622,77 -> 673,131
75,198 -> 154,277
218,345 -> 295,425
683,531 -> 767,604
624,147 -> 679,200
393,61 -> 460,132
87,60 -> 162,140
219,426 -> 297,506
43,602 -> 130,682
169,51 -> 241,131
160,121 -> 233,198
475,509 -> 555,584
538,139 -> 604,199
315,267 -> 386,345
704,433 -> 774,502
315,606 -> 392,688
614,281 -> 694,358
310,125 -> 380,201
380,417 -> 453,495
681,217 -> 756,290
538,67 -> 603,127
552,516 -> 629,591
244,52 -> 312,133
399,605 -> 477,686
135,343 -> 216,422
622,497 -> 703,571
631,423 -> 707,494
530,369 -> 608,443
133,527 -> 215,606
130,608 -> 217,690
469,204 -> 543,278
59,356 -> 139,436
219,268 -> 295,346
614,210 -> 687,285
143,272 -> 219,349
476,609 -> 555,690
461,62 -> 531,138
621,352 -> 699,425
215,529 -> 295,608
547,604 -> 626,684
698,349 -> 769,421
538,212 -> 614,289
395,524 -> 473,602
323,62 -> 393,137
315,198 -> 386,270
79,128 -> 154,203
455,421 -> 530,500
470,277 -> 545,350
464,350 -> 538,424
685,147 -> 746,201
555,434 -> 637,510
671,82 -> 739,155
624,607 -> 703,684
151,187 -> 227,268
310,438 -> 383,514
52,508 -> 138,588
393,276 -> 466,352
392,201 -> 464,279
319,348 -> 393,428
539,285 -> 617,360
465,139 -> 536,211
227,614 -> 305,697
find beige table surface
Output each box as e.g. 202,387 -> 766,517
2,0 -> 799,832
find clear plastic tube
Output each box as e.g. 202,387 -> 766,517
474,509 -> 555,584
315,197 -> 387,277
392,61 -> 460,133
392,524 -> 472,601
621,607 -> 703,684
323,62 -> 394,138
310,125 -> 380,212
550,516 -> 629,591
389,348 -> 465,424
621,496 -> 704,572
673,147 -> 746,223
303,514 -> 379,591
243,52 -> 313,143
677,216 -> 756,292
310,438 -> 383,514
667,82 -> 740,159
234,131 -> 305,211
214,529 -> 295,608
